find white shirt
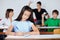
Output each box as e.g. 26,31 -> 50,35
0,18 -> 13,32
0,18 -> 11,26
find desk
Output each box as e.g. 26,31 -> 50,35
0,26 -> 54,34
0,26 -> 59,34
5,35 -> 60,40
37,27 -> 60,29
37,26 -> 60,34
0,26 -> 8,34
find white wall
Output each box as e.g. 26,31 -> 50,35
0,0 -> 60,19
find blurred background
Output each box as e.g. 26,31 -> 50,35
0,0 -> 60,19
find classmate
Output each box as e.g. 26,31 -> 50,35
5,6 -> 39,36
0,9 -> 14,26
42,10 -> 60,32
0,9 -> 14,32
28,1 -> 49,25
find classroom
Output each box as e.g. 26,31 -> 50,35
0,0 -> 60,40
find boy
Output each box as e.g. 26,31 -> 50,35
42,10 -> 60,32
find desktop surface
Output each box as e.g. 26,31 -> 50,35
5,34 -> 60,40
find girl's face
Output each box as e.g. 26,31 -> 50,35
9,11 -> 14,18
22,10 -> 31,21
52,12 -> 58,19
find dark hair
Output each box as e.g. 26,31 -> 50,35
5,9 -> 14,19
15,6 -> 34,23
52,10 -> 59,15
37,1 -> 41,5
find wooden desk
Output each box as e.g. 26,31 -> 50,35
0,26 -> 57,34
40,32 -> 53,34
0,26 -> 53,35
0,32 -> 5,34
37,26 -> 60,34
5,35 -> 60,40
0,32 -> 53,35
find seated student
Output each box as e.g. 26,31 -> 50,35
5,6 -> 39,36
42,10 -> 60,32
0,9 -> 14,32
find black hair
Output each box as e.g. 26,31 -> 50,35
37,1 -> 41,5
15,6 -> 34,23
52,10 -> 59,15
5,9 -> 14,19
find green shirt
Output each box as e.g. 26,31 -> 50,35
44,18 -> 60,32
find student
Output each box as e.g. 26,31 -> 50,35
0,9 -> 14,32
5,6 -> 39,36
0,9 -> 14,26
28,1 -> 49,25
42,10 -> 60,32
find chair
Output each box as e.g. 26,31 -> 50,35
54,29 -> 60,34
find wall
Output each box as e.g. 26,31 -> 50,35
0,0 -> 60,19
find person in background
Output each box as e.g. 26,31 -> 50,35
42,10 -> 60,32
5,6 -> 39,36
28,1 -> 49,25
0,9 -> 14,32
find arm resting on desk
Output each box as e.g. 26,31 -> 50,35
5,24 -> 40,36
